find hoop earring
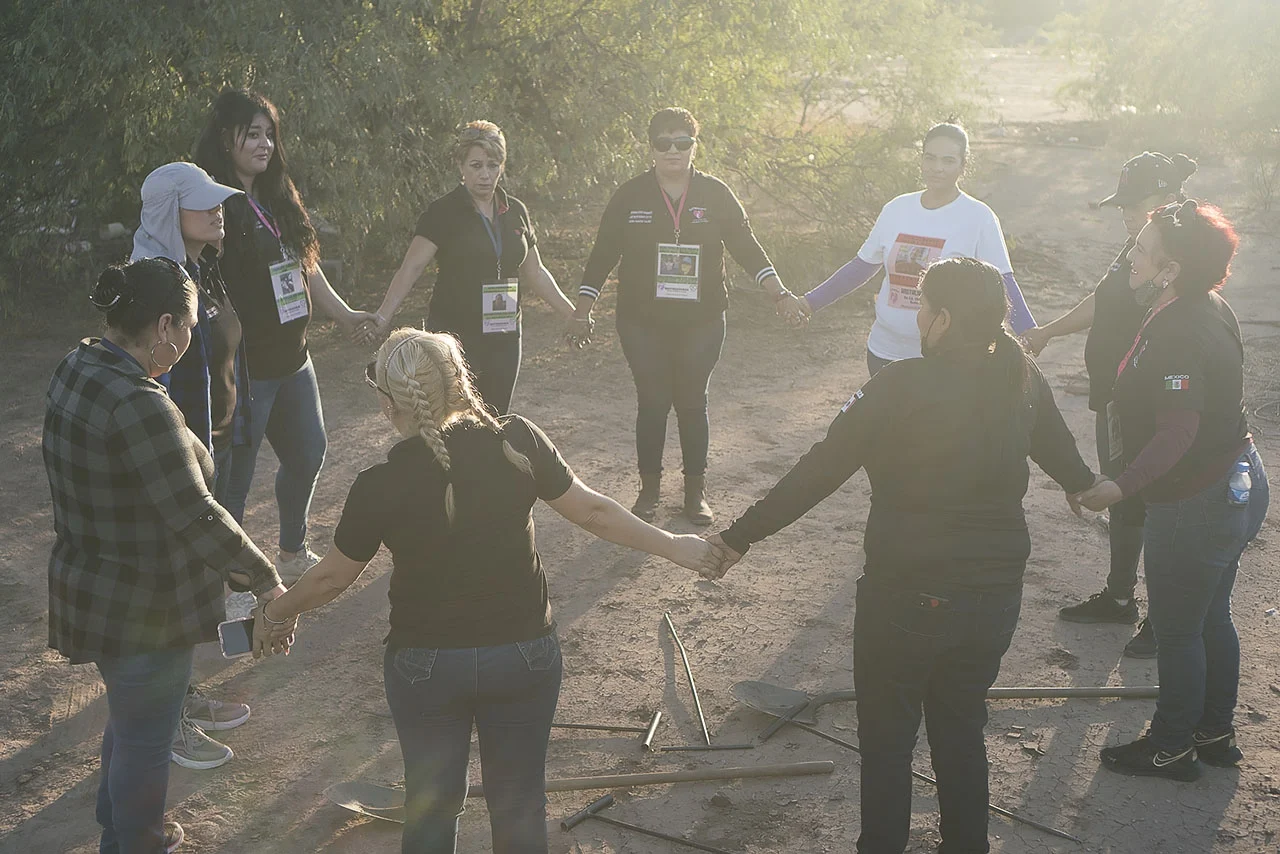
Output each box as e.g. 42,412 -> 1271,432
150,341 -> 180,371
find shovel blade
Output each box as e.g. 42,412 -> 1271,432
731,680 -> 819,724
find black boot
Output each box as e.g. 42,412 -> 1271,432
683,473 -> 713,526
631,471 -> 661,521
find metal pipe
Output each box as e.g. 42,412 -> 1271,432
467,760 -> 835,797
782,720 -> 1083,845
552,722 -> 650,733
758,699 -> 810,743
660,744 -> 755,752
641,710 -> 663,751
561,794 -> 735,854
665,611 -> 711,744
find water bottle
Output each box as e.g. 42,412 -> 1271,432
1227,459 -> 1252,507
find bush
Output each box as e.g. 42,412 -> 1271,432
1,0 -> 976,323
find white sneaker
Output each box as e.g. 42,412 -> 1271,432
171,714 -> 233,770
275,546 -> 321,585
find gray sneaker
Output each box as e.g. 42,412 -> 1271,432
276,546 -> 321,585
171,714 -> 233,770
224,591 -> 257,621
164,821 -> 185,852
184,685 -> 251,731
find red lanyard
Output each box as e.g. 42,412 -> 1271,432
1115,296 -> 1177,379
246,195 -> 281,241
659,177 -> 690,246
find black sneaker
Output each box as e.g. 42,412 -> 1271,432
1194,729 -> 1243,767
1059,590 -> 1140,624
1100,735 -> 1201,782
1123,618 -> 1158,659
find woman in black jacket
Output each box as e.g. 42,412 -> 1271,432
705,258 -> 1095,854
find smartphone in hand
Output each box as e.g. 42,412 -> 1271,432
218,617 -> 255,658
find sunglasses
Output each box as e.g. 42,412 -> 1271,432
652,136 -> 695,153
364,361 -> 387,394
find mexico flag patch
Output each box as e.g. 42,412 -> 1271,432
1164,375 -> 1191,390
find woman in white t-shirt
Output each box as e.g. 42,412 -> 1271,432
781,122 -> 1035,374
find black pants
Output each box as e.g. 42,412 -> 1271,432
854,577 -> 1022,854
1094,409 -> 1146,596
458,333 -> 521,416
616,312 -> 726,476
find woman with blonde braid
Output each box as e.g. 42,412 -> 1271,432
258,329 -> 714,854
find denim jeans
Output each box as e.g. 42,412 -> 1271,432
1094,410 -> 1146,597
94,647 -> 194,854
457,333 -> 521,417
616,312 -> 726,476
383,634 -> 563,854
223,356 -> 327,552
1144,445 -> 1269,751
212,442 -> 234,508
854,577 -> 1022,854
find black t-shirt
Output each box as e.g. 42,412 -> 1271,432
1112,292 -> 1248,496
415,185 -> 536,345
1084,238 -> 1147,411
580,169 -> 775,327
720,350 -> 1094,592
333,414 -> 574,649
220,194 -> 312,380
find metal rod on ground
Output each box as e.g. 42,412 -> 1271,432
758,699 -> 811,743
467,760 -> 835,798
665,611 -> 711,744
641,710 -> 663,751
661,744 -> 755,752
562,794 -> 735,854
552,722 -> 650,733
782,720 -> 1083,845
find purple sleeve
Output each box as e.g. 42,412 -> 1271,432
1114,410 -> 1200,498
1003,272 -> 1036,334
803,256 -> 880,312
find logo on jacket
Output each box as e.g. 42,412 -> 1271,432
689,207 -> 708,223
841,389 -> 864,412
1163,375 -> 1190,390
628,210 -> 654,224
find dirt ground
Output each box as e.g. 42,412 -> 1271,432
3,50 -> 1280,854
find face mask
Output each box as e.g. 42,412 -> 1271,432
1132,278 -> 1166,308
920,312 -> 941,358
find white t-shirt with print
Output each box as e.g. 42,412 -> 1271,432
858,191 -> 1013,361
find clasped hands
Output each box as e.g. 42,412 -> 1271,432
664,532 -> 744,580
1067,474 -> 1123,516
251,584 -> 299,659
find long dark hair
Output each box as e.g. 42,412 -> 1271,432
194,89 -> 320,271
90,258 -> 197,341
920,257 -> 1032,470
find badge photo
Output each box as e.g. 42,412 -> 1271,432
655,242 -> 701,301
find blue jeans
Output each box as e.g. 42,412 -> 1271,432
616,312 -> 726,476
383,634 -> 563,854
1144,445 -> 1269,751
94,647 -> 194,854
854,577 -> 1022,854
223,356 -> 327,552
1094,410 -> 1146,596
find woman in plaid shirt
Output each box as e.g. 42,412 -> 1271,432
43,258 -> 293,853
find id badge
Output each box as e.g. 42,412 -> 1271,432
655,243 -> 701,301
269,259 -> 309,324
886,282 -> 922,310
482,279 -> 519,334
1105,401 -> 1123,462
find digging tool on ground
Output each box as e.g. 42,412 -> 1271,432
561,794 -> 736,854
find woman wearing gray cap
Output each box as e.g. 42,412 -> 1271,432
1023,152 -> 1197,659
131,161 -> 262,773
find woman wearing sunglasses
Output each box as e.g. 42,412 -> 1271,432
780,121 -> 1037,377
256,329 -> 714,854
576,107 -> 793,525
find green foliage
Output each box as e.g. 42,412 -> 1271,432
0,0 -> 975,321
1055,0 -> 1280,157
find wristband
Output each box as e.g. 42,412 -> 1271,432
261,599 -> 290,626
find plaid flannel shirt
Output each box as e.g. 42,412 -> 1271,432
43,339 -> 281,663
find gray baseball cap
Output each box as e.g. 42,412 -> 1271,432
141,162 -> 241,210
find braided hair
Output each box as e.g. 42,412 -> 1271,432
375,330 -> 533,525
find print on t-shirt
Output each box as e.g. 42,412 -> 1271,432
886,233 -> 945,310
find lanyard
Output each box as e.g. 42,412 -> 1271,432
659,178 -> 690,246
246,195 -> 282,241
1115,296 -> 1177,380
477,203 -> 503,279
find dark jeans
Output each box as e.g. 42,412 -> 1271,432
616,312 -> 726,476
854,577 -> 1022,854
459,333 -> 521,416
1144,445 -> 1269,751
383,634 -> 563,854
866,349 -> 894,378
94,647 -> 194,854
1094,410 -> 1146,597
224,356 -> 327,552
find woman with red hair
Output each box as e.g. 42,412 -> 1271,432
1077,201 -> 1269,780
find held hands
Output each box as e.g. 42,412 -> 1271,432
776,293 -> 811,329
354,312 -> 392,347
1022,326 -> 1052,357
252,586 -> 299,659
565,313 -> 594,349
1074,478 -> 1124,512
699,533 -> 743,580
